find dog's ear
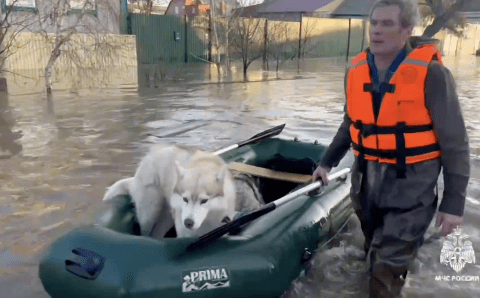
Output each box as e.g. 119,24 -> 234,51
216,164 -> 229,183
175,161 -> 186,179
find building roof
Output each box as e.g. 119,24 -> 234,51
459,0 -> 480,12
314,0 -> 377,19
235,0 -> 336,18
315,0 -> 480,22
233,4 -> 263,18
199,4 -> 210,12
459,0 -> 480,22
257,0 -> 336,13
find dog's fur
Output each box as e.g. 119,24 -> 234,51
171,150 -> 237,237
103,144 -> 263,238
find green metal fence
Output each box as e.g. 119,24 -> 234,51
129,14 -> 209,65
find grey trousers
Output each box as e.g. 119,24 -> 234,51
350,158 -> 440,298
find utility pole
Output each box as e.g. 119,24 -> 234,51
346,18 -> 351,62
263,18 -> 268,71
185,14 -> 188,63
297,12 -> 303,73
208,10 -> 212,62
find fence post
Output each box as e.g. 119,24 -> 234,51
297,12 -> 303,73
361,19 -> 366,52
120,0 -> 129,34
185,14 -> 189,63
208,11 -> 212,62
346,18 -> 351,62
263,18 -> 268,71
474,23 -> 478,55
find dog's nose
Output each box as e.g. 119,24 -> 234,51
184,218 -> 194,229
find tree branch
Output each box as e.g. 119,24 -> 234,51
422,0 -> 469,38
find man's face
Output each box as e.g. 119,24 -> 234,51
369,5 -> 413,56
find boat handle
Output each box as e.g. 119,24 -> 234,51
65,248 -> 106,280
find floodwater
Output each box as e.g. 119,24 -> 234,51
0,56 -> 479,298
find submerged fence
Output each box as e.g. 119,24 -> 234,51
3,32 -> 138,95
413,23 -> 480,57
129,14 -> 367,66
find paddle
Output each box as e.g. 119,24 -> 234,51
213,123 -> 286,155
185,167 -> 352,253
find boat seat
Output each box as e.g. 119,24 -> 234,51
228,162 -> 312,184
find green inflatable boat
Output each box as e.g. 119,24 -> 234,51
39,131 -> 354,298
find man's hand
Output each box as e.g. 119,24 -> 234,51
312,166 -> 331,185
435,212 -> 463,236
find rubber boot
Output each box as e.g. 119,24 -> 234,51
369,265 -> 406,298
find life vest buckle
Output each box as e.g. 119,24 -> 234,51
379,83 -> 395,94
354,121 -> 377,138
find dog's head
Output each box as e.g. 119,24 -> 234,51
171,153 -> 236,233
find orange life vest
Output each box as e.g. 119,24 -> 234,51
346,44 -> 442,178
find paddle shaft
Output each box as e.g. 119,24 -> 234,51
272,167 -> 351,208
186,167 -> 351,253
214,144 -> 239,155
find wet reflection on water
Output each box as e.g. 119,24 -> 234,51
0,57 -> 479,298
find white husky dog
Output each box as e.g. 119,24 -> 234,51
103,144 -> 263,238
171,150 -> 237,237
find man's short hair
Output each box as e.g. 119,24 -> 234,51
369,0 -> 420,28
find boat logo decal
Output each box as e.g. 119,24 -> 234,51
182,266 -> 230,292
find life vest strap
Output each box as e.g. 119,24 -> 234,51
357,126 -> 367,174
352,143 -> 440,159
363,83 -> 396,94
395,122 -> 407,178
353,121 -> 434,138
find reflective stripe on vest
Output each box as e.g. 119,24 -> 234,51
346,45 -> 442,177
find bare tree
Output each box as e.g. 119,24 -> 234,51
0,0 -> 37,76
200,0 -> 271,81
129,0 -> 154,14
229,16 -> 264,81
207,0 -> 224,80
36,0 -> 123,94
128,0 -> 167,15
198,0 -> 246,81
299,18 -> 319,58
420,0 -> 469,38
266,18 -> 318,78
267,21 -> 296,78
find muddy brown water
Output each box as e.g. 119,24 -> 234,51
1,57 -> 479,298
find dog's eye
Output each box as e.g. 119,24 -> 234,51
200,199 -> 208,204
183,197 -> 188,203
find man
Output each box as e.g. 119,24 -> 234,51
312,0 -> 470,297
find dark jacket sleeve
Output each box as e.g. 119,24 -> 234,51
319,69 -> 353,169
425,61 -> 470,216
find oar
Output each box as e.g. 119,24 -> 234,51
185,167 -> 352,253
213,123 -> 286,155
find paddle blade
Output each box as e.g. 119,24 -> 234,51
213,124 -> 286,155
237,124 -> 286,147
